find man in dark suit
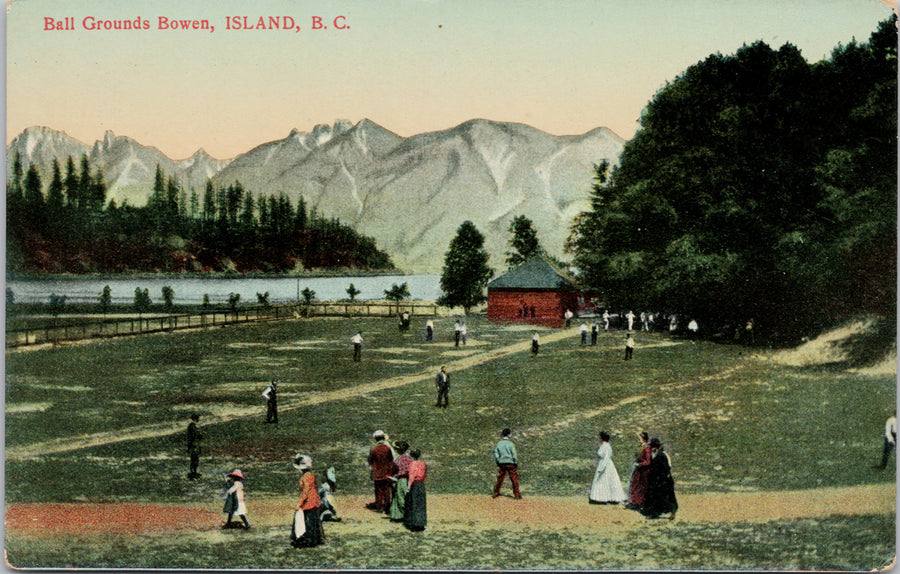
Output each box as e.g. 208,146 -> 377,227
435,366 -> 450,408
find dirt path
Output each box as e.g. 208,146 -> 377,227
7,327 -> 602,461
6,483 -> 894,538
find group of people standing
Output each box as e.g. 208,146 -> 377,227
366,430 -> 428,532
588,431 -> 678,520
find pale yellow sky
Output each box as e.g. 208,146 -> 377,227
6,0 -> 895,159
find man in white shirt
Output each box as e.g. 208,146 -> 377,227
351,332 -> 363,362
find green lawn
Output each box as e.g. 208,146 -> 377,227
5,314 -> 895,569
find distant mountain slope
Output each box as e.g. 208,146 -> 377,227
8,119 -> 625,272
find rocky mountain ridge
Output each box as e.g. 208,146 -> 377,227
8,119 -> 625,272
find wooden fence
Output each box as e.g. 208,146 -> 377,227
6,300 -> 442,348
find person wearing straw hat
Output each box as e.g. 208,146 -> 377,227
221,469 -> 250,529
291,454 -> 324,548
366,430 -> 397,513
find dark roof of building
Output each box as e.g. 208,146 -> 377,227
487,257 -> 577,291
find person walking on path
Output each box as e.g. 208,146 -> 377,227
291,455 -> 324,547
591,322 -> 599,345
589,431 -> 628,504
262,382 -> 278,424
492,428 -> 522,499
389,441 -> 413,522
404,450 -> 428,531
627,432 -> 652,510
565,309 -> 574,328
318,466 -> 340,523
640,438 -> 678,520
624,333 -> 635,360
434,366 -> 450,408
879,413 -> 897,469
579,323 -> 588,345
351,331 -> 363,362
187,413 -> 202,480
454,320 -> 462,347
531,333 -> 540,357
460,321 -> 467,345
603,310 -> 611,331
425,319 -> 435,341
221,469 -> 251,529
367,430 -> 397,513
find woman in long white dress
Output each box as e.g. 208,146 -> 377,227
589,432 -> 627,504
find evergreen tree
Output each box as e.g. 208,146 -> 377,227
63,156 -> 79,211
77,154 -> 92,211
438,221 -> 493,314
202,179 -> 216,223
7,150 -> 24,216
295,195 -> 308,230
46,158 -> 65,216
505,215 -> 541,267
23,164 -> 44,227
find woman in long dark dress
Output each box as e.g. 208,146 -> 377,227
640,438 -> 678,519
291,454 -> 325,547
403,450 -> 427,531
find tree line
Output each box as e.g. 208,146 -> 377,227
568,17 -> 897,344
7,158 -> 394,274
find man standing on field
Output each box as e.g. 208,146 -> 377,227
262,381 -> 278,424
187,413 -> 202,480
435,366 -> 450,408
492,428 -> 522,499
351,331 -> 363,362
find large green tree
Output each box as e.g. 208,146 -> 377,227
505,215 -> 541,267
570,17 -> 897,343
438,221 -> 493,314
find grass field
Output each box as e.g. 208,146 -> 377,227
5,313 -> 896,569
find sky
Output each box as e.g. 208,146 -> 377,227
5,0 -> 896,160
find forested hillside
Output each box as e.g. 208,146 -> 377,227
569,18 -> 897,344
6,160 -> 394,274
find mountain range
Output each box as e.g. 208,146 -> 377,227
7,119 -> 626,273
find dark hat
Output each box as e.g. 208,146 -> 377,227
190,413 -> 200,421
649,437 -> 662,448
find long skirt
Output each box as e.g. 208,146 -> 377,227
291,508 -> 324,548
403,481 -> 427,531
389,477 -> 408,522
589,461 -> 627,504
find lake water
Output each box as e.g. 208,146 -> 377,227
6,275 -> 443,305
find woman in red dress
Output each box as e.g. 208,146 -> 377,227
627,432 -> 652,510
291,454 -> 324,548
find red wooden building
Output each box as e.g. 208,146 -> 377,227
486,257 -> 582,328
